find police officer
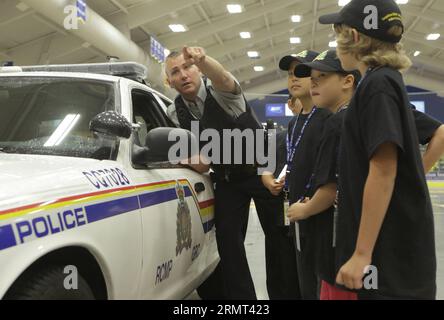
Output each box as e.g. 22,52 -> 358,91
165,46 -> 289,300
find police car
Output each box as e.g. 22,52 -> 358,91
0,62 -> 218,299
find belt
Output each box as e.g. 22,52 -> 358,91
211,165 -> 257,182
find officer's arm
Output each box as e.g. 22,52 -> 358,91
183,47 -> 237,94
180,155 -> 210,174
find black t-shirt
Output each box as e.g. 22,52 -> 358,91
282,107 -> 332,236
311,109 -> 346,284
336,67 -> 436,299
411,107 -> 442,145
311,104 -> 441,286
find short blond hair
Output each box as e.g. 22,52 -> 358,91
334,24 -> 412,72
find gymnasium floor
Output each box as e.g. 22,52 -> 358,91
246,183 -> 444,300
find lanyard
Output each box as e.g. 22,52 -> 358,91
284,107 -> 317,191
286,107 -> 317,168
356,66 -> 381,90
299,105 -> 349,200
306,104 -> 348,196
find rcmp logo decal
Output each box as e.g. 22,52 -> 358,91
175,181 -> 192,256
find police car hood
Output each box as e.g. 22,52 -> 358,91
0,154 -> 121,212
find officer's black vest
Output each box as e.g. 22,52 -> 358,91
174,79 -> 262,176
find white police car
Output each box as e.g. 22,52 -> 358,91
0,62 -> 218,299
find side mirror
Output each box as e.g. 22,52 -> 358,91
90,111 -> 132,139
133,127 -> 198,164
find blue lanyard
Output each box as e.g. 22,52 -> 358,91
298,105 -> 348,200
285,107 -> 317,190
356,66 -> 381,90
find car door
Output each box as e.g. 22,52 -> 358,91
124,83 -> 214,299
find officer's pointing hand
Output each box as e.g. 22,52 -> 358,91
183,46 -> 206,67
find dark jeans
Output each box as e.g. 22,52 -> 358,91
294,233 -> 320,300
214,175 -> 301,300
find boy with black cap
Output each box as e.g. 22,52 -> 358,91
262,50 -> 332,299
262,50 -> 320,198
288,49 -> 444,300
317,0 -> 437,299
287,49 -> 360,299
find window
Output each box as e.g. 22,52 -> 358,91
131,89 -> 170,147
0,76 -> 119,160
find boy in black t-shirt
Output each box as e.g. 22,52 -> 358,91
288,49 -> 360,299
317,0 -> 437,299
289,49 -> 444,300
260,51 -> 319,300
262,50 -> 331,299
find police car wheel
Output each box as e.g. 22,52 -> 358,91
6,265 -> 95,300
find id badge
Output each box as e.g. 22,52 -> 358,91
283,199 -> 290,226
332,205 -> 338,248
295,222 -> 301,252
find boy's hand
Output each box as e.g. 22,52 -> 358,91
265,178 -> 285,196
336,252 -> 372,290
287,200 -> 311,221
183,46 -> 206,66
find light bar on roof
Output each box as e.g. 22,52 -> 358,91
20,62 -> 148,82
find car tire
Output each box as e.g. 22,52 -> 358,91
5,265 -> 95,300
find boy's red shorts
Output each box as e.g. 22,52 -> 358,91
320,280 -> 358,300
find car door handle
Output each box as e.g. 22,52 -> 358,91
194,182 -> 206,193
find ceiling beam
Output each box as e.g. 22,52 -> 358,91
159,0 -> 303,48
108,0 -> 129,14
404,0 -> 436,36
236,60 -> 285,83
402,3 -> 444,23
224,32 -> 329,73
0,10 -> 34,28
108,0 -> 202,30
310,0 -> 319,50
404,32 -> 444,52
205,5 -> 336,60
412,55 -> 444,75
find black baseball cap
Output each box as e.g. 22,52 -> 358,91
295,50 -> 347,77
279,50 -> 319,71
295,50 -> 361,83
319,0 -> 404,43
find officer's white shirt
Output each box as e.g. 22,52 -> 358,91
167,77 -> 247,127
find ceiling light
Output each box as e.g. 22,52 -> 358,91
290,37 -> 301,44
240,32 -> 251,39
329,40 -> 338,48
169,24 -> 187,33
227,4 -> 243,14
291,15 -> 302,23
413,51 -> 421,57
254,66 -> 264,72
427,33 -> 441,41
338,0 -> 351,7
247,51 -> 260,58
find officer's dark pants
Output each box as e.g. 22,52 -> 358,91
214,175 -> 301,300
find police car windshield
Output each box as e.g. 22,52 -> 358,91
0,76 -> 119,160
